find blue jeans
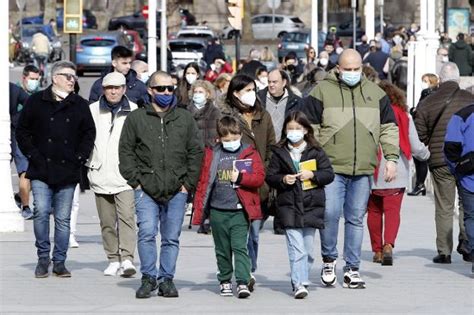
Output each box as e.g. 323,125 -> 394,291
459,186 -> 474,256
247,219 -> 261,273
31,180 -> 76,262
135,190 -> 187,280
320,174 -> 371,270
285,228 -> 316,288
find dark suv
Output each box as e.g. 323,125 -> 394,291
108,11 -> 161,38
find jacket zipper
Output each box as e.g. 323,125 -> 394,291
351,90 -> 357,176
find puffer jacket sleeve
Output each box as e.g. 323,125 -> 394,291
265,150 -> 287,191
312,148 -> 335,187
118,111 -> 140,188
408,115 -> 430,161
379,95 -> 400,162
183,115 -> 204,191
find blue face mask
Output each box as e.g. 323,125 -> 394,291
341,71 -> 362,87
286,130 -> 305,143
222,139 -> 241,152
26,79 -> 40,92
193,93 -> 206,108
153,94 -> 176,108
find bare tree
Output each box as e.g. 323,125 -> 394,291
43,0 -> 56,24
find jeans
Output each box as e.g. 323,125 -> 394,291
459,186 -> 474,257
31,180 -> 76,262
247,219 -> 261,272
320,174 -> 371,270
135,189 -> 187,280
285,228 -> 316,288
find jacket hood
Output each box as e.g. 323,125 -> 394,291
453,40 -> 468,49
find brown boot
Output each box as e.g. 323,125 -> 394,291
373,251 -> 383,263
382,244 -> 393,266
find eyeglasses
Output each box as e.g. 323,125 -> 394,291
56,73 -> 78,81
151,85 -> 175,92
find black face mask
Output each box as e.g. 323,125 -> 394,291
286,64 -> 296,72
362,41 -> 367,44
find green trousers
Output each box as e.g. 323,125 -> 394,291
210,209 -> 250,285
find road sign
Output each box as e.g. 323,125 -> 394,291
142,5 -> 149,19
64,0 -> 83,33
267,0 -> 281,9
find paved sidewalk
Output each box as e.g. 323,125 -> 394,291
0,190 -> 472,314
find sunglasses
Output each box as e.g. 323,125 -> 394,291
151,85 -> 175,92
56,73 -> 78,81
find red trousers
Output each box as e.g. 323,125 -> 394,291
367,188 -> 405,252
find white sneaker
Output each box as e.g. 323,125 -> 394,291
343,269 -> 366,289
103,262 -> 121,276
185,203 -> 193,216
320,261 -> 337,286
294,285 -> 309,299
120,260 -> 136,277
69,234 -> 79,248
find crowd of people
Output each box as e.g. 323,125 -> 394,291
8,24 -> 474,301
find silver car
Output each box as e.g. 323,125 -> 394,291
251,14 -> 304,39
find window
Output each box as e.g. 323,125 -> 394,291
81,39 -> 116,47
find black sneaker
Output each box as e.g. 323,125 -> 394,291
158,278 -> 179,297
52,261 -> 71,277
248,274 -> 256,292
236,284 -> 250,298
219,282 -> 233,297
136,276 -> 158,299
432,254 -> 451,264
34,258 -> 50,278
21,206 -> 34,220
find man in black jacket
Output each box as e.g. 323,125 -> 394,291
89,46 -> 147,104
16,61 -> 96,278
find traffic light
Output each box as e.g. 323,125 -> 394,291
64,0 -> 83,33
227,0 -> 243,31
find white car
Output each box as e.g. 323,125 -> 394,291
221,14 -> 305,40
176,26 -> 215,41
169,38 -> 208,70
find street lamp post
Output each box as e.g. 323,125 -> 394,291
379,0 -> 384,34
0,0 -> 24,232
160,0 -> 167,72
311,0 -> 319,55
148,0 -> 157,73
352,0 -> 356,47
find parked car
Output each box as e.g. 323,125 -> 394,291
221,14 -> 304,40
108,11 -> 160,38
122,29 -> 145,58
334,17 -> 381,40
176,26 -> 215,41
251,14 -> 304,39
75,31 -> 131,76
21,8 -> 97,31
169,38 -> 208,71
278,29 -> 326,61
16,24 -> 63,63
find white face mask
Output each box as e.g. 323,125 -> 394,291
319,58 -> 329,66
239,91 -> 256,107
259,77 -> 268,86
140,72 -> 149,84
185,74 -> 197,85
442,56 -> 449,63
421,82 -> 430,90
54,88 -> 70,99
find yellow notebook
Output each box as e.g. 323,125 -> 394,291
299,159 -> 317,190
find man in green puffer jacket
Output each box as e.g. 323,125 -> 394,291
119,71 -> 203,299
303,49 -> 399,289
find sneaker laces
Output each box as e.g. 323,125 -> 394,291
322,263 -> 334,275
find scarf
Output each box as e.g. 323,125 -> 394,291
374,104 -> 411,181
288,141 -> 307,171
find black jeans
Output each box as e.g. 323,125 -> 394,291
413,157 -> 428,186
